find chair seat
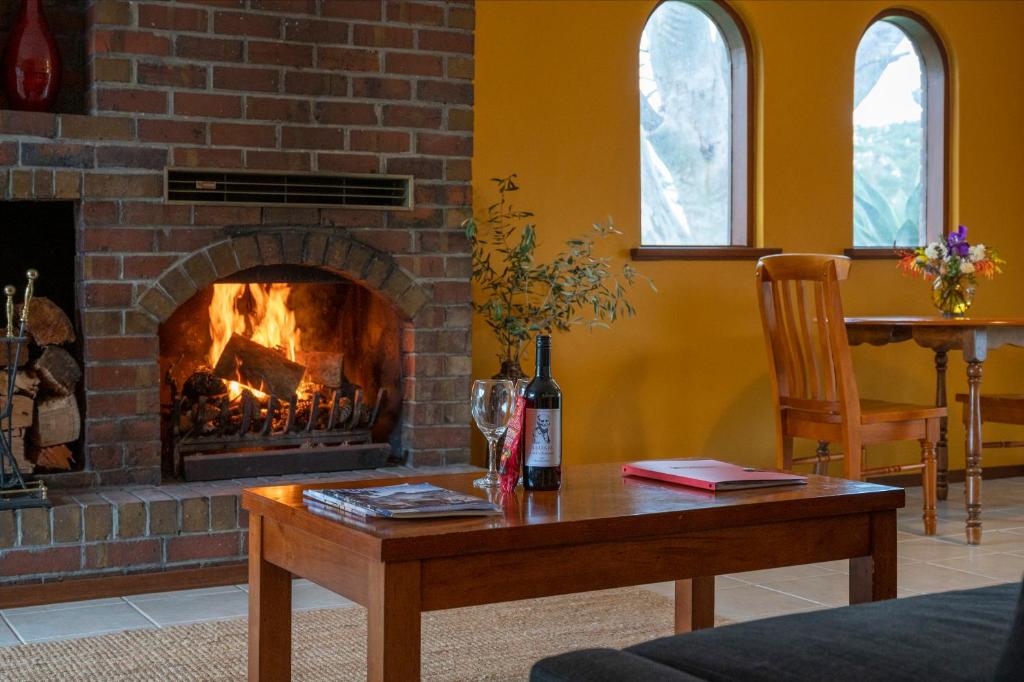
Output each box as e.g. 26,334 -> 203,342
785,400 -> 945,426
859,399 -> 946,424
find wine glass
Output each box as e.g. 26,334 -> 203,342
471,379 -> 515,488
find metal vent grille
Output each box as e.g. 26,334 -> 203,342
166,169 -> 412,210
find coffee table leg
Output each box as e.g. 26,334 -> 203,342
248,515 -> 292,681
368,561 -> 421,682
849,510 -> 897,604
674,577 -> 715,633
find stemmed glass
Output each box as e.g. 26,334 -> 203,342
471,379 -> 515,488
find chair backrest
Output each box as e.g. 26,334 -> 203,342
755,254 -> 859,419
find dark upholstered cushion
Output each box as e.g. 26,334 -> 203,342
531,648 -> 706,682
626,582 -> 1020,682
995,578 -> 1024,681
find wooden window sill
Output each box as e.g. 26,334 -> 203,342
843,248 -> 906,260
630,246 -> 782,261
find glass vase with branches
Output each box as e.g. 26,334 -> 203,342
463,175 -> 655,379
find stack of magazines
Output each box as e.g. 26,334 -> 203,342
303,483 -> 501,519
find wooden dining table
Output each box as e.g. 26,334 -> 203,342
845,316 -> 1024,545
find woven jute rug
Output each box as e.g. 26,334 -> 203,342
0,586 -> 714,681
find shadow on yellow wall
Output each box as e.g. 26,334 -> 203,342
472,0 -> 1024,472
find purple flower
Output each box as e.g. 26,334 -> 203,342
947,225 -> 970,257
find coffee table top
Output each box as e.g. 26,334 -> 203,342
242,462 -> 904,561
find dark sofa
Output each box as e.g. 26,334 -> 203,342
532,580 -> 1024,681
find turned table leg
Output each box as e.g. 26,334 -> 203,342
675,577 -> 715,633
934,350 -> 949,501
248,515 -> 292,682
965,360 -> 985,545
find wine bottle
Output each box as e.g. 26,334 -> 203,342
522,335 -> 561,490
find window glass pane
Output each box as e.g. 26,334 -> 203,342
640,2 -> 731,245
854,22 -> 926,247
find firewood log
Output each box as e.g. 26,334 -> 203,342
0,343 -> 28,367
212,334 -> 306,397
295,351 -> 343,388
32,394 -> 81,447
35,444 -> 73,471
0,369 -> 39,397
1,428 -> 32,475
18,297 -> 75,347
0,394 -> 33,429
34,346 -> 82,396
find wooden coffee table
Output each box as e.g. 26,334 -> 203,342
242,463 -> 904,681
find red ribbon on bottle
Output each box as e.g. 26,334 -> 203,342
498,395 -> 526,495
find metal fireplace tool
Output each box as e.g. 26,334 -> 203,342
0,269 -> 49,510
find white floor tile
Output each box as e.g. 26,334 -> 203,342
929,552 -> 1024,583
0,619 -> 20,646
897,563 -> 1002,594
727,562 -> 841,584
759,572 -> 920,607
126,585 -> 244,602
3,602 -> 154,643
1,596 -> 125,616
127,587 -> 249,626
292,579 -> 355,612
714,584 -> 826,622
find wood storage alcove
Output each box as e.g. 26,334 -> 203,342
158,265 -> 403,482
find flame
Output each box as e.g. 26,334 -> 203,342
207,283 -> 304,400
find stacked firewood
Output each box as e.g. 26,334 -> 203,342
0,297 -> 79,474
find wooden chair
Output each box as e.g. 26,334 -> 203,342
756,254 -> 944,534
954,393 -> 1024,458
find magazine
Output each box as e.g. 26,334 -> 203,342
622,459 -> 807,491
303,483 -> 501,519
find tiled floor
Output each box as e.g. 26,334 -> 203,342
2,477 -> 1023,645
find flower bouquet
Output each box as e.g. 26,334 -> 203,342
898,225 -> 1004,317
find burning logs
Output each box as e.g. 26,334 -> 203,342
212,333 -> 305,397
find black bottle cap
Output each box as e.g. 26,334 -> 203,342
536,334 -> 551,349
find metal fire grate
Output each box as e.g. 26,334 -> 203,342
168,386 -> 389,481
166,169 -> 413,209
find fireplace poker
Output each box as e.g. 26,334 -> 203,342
0,269 -> 50,509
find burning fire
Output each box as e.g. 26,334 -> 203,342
208,283 -> 303,400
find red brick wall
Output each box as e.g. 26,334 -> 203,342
0,0 -> 474,487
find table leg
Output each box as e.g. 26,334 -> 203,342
368,561 -> 421,682
849,510 -> 897,604
965,360 -> 984,545
674,577 -> 715,633
934,350 -> 949,500
248,515 -> 292,682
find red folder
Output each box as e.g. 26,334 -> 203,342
622,459 -> 806,491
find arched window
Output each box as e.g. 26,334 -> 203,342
639,1 -> 750,246
853,13 -> 947,248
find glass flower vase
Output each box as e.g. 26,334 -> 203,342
932,276 -> 975,318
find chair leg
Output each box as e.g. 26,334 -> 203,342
780,437 -> 794,471
920,437 -> 938,536
814,441 -> 830,476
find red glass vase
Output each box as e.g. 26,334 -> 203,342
3,0 -> 61,112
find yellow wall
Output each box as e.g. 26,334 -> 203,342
472,0 -> 1024,472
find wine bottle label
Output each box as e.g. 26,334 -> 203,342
523,408 -> 561,467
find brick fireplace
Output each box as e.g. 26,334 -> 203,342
0,0 -> 473,585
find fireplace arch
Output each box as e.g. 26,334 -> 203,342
82,225 -> 466,485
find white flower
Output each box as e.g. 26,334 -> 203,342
969,244 -> 987,263
961,261 -> 976,274
924,242 -> 947,260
